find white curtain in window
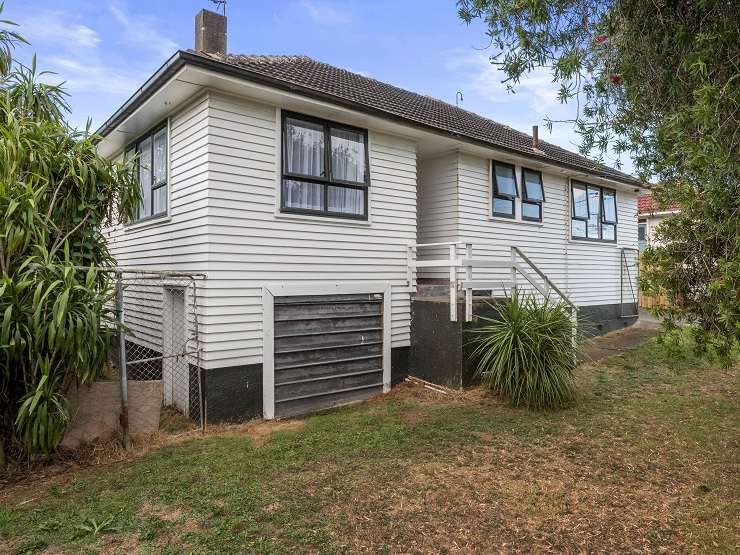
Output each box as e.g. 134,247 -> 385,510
587,187 -> 601,238
283,180 -> 323,211
331,128 -> 365,183
285,119 -> 324,177
153,187 -> 167,215
139,136 -> 152,217
153,128 -> 167,185
328,186 -> 364,215
603,191 -> 617,222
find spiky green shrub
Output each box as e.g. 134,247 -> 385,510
468,291 -> 581,410
0,6 -> 139,463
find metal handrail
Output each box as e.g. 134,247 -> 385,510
620,247 -> 639,317
511,246 -> 576,309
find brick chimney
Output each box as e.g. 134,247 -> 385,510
532,125 -> 539,149
195,9 -> 227,55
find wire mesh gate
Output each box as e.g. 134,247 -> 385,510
106,269 -> 205,445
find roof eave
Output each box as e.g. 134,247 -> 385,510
94,51 -> 188,139
98,50 -> 646,188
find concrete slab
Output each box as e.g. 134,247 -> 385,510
582,318 -> 661,363
61,380 -> 162,448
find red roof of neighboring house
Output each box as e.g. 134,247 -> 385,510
638,194 -> 680,215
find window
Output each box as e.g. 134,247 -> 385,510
638,221 -> 647,251
570,181 -> 618,241
281,112 -> 368,219
126,123 -> 168,221
492,161 -> 517,218
521,168 -> 544,221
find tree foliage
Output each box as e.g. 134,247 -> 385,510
458,0 -> 739,357
0,4 -> 140,462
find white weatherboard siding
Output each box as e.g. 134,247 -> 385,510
106,93 -> 210,272
203,92 -> 417,369
417,151 -> 639,307
104,94 -> 210,352
416,152 -> 459,280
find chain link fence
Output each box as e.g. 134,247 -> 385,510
105,269 -> 205,444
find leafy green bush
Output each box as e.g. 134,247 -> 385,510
468,291 -> 580,410
0,7 -> 139,462
458,0 -> 740,359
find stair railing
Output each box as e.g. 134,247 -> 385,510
408,243 -> 577,345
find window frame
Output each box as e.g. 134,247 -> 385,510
520,167 -> 545,222
126,120 -> 168,224
281,111 -> 370,220
491,161 -> 518,219
570,180 -> 618,243
638,220 -> 647,251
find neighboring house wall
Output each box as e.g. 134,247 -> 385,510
642,212 -> 673,246
417,151 -> 639,310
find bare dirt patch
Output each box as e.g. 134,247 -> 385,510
243,419 -> 305,447
582,321 -> 660,362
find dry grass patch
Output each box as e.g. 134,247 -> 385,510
1,334 -> 737,554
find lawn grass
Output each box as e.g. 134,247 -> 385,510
1,335 -> 738,554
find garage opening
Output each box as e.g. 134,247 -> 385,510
272,293 -> 385,418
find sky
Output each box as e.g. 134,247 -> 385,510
5,0 -> 633,174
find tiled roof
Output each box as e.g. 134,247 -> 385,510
190,51 -> 642,186
638,194 -> 680,215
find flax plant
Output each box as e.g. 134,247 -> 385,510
0,4 -> 140,463
468,291 -> 582,410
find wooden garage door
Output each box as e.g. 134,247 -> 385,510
273,293 -> 384,418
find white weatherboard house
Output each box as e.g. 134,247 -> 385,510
98,10 -> 647,422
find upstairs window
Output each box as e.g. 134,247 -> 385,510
281,112 -> 369,219
492,161 -> 517,218
521,168 -> 545,222
571,181 -> 617,242
126,123 -> 168,222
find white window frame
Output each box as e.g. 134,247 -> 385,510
570,180 -> 618,243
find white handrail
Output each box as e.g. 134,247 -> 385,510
411,241 -> 467,248
511,246 -> 578,352
408,242 -> 577,328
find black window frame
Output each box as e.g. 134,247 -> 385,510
281,111 -> 369,220
125,121 -> 168,224
570,180 -> 618,242
491,161 -> 518,219
521,167 -> 545,222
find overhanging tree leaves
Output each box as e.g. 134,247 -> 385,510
458,0 -> 739,357
0,4 -> 140,463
